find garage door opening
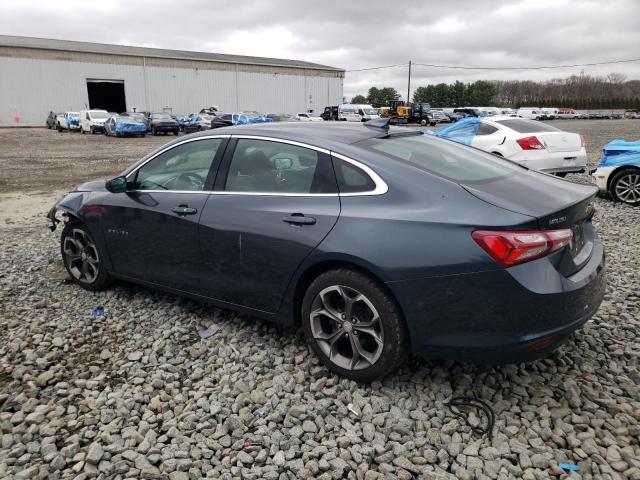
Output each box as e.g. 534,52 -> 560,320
87,79 -> 126,113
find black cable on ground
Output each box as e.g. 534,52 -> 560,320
446,396 -> 495,439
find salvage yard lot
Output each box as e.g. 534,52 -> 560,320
1,120 -> 639,479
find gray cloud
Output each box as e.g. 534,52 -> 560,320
1,0 -> 639,100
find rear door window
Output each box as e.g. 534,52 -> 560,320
361,134 -> 522,182
224,139 -> 337,194
475,123 -> 499,135
333,158 -> 376,193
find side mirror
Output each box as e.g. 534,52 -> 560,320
106,176 -> 127,193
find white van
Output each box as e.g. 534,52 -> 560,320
517,108 -> 543,120
79,109 -> 110,134
338,104 -> 380,122
541,108 -> 559,120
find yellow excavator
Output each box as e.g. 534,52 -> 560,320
385,100 -> 411,124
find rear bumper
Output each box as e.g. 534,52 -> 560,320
389,240 -> 606,364
516,148 -> 587,174
590,166 -> 616,192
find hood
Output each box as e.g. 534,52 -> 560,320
74,180 -> 108,192
461,169 -> 597,228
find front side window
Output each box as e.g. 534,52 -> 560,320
134,138 -> 222,191
361,134 -> 522,183
225,139 -> 336,194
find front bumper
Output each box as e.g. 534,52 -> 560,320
389,240 -> 606,364
153,124 -> 179,132
590,166 -> 616,192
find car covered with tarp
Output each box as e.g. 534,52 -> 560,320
210,112 -> 274,129
591,139 -> 640,205
103,115 -> 147,137
57,112 -> 81,132
428,116 -> 587,176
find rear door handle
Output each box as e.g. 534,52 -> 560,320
172,205 -> 198,216
283,213 -> 316,225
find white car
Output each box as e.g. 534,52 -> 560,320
434,116 -> 587,176
296,113 -> 323,122
79,109 -> 109,134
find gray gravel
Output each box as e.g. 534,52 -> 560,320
1,124 -> 640,479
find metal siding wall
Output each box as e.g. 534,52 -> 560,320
0,56 -> 344,126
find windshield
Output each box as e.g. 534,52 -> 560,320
361,134 -> 522,182
496,119 -> 560,133
90,111 -> 109,119
363,108 -> 378,115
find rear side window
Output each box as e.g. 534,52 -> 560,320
362,134 -> 521,182
498,119 -> 560,133
333,158 -> 376,193
476,123 -> 499,135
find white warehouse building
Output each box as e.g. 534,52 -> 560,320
0,35 -> 345,127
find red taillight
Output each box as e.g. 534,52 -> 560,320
472,229 -> 573,267
580,134 -> 585,147
516,136 -> 545,150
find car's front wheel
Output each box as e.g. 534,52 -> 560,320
61,222 -> 111,290
302,268 -> 409,382
610,168 -> 640,206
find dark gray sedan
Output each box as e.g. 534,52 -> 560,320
48,120 -> 605,381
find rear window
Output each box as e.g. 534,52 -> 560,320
361,134 -> 521,182
497,119 -> 560,133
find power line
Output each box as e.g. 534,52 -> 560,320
346,58 -> 640,73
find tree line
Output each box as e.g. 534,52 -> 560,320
351,74 -> 640,109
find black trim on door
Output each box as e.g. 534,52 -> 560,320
203,137 -> 231,191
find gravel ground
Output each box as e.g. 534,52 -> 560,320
1,122 -> 639,479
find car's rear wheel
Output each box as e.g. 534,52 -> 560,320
61,222 -> 111,291
302,268 -> 409,382
610,168 -> 640,206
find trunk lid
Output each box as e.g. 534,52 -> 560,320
535,131 -> 582,153
462,170 -> 597,275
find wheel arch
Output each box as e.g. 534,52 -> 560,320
289,257 -> 408,336
607,165 -> 640,192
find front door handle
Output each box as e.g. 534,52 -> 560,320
172,205 -> 198,216
283,213 -> 316,225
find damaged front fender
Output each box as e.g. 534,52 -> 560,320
46,191 -> 95,231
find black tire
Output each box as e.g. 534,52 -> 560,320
60,222 -> 111,291
420,119 -> 427,126
174,131 -> 179,136
152,127 -> 157,136
141,134 -> 146,137
301,268 -> 409,382
610,168 -> 640,206
90,127 -> 95,135
56,124 -> 62,132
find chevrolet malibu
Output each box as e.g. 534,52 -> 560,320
48,120 -> 606,381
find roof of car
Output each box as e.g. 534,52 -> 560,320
186,122 -> 415,147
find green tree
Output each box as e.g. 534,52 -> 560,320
367,87 -> 401,108
351,95 -> 367,104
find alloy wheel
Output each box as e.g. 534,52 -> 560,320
614,172 -> 640,204
309,285 -> 384,370
63,228 -> 100,283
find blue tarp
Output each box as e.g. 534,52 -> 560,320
427,117 -> 481,145
599,139 -> 640,167
231,113 -> 273,125
115,120 -> 147,134
67,115 -> 79,127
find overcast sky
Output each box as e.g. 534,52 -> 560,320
2,0 -> 639,100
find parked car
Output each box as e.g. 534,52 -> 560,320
517,108 -> 544,120
184,114 -> 214,133
624,109 -> 640,119
556,108 -> 577,120
444,112 -> 463,122
150,113 -> 180,136
79,109 -> 109,134
200,107 -> 221,116
210,113 -> 235,129
46,111 -> 63,129
103,115 -> 147,137
57,112 -> 81,132
453,107 -> 482,117
47,120 -> 605,381
431,110 -> 451,123
266,113 -> 296,122
121,112 -> 150,131
296,113 -> 323,122
591,139 -> 640,206
338,104 -> 380,122
431,116 -> 587,176
541,108 -> 558,120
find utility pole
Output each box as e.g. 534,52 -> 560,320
407,60 -> 412,103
